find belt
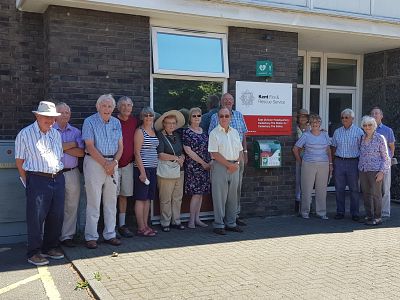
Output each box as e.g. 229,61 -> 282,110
335,156 -> 359,160
86,153 -> 114,158
62,167 -> 77,172
227,160 -> 239,163
27,171 -> 63,178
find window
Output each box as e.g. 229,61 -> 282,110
152,27 -> 229,78
327,58 -> 357,86
153,78 -> 223,114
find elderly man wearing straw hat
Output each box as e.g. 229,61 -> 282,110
15,101 -> 65,266
154,110 -> 186,232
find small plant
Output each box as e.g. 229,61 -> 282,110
75,280 -> 89,290
94,272 -> 101,281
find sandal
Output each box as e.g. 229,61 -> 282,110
136,228 -> 156,237
171,224 -> 185,230
146,226 -> 158,234
161,226 -> 170,232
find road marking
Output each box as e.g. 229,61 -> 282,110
0,274 -> 41,295
37,266 -> 61,300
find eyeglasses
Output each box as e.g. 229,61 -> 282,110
144,114 -> 154,117
219,114 -> 230,118
362,123 -> 373,127
192,114 -> 201,118
164,122 -> 176,125
341,116 -> 351,119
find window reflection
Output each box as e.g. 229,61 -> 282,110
157,32 -> 224,73
310,57 -> 321,85
327,58 -> 357,86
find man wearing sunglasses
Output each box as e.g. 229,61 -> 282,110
209,107 -> 244,235
331,109 -> 364,221
208,93 -> 248,226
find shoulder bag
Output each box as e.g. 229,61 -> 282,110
156,134 -> 181,179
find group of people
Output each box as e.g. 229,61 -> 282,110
293,107 -> 394,225
15,92 -> 249,266
15,90 -> 395,267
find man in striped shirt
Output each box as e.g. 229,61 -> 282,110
82,94 -> 123,249
15,101 -> 65,266
331,108 -> 364,221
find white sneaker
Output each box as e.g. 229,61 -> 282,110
320,215 -> 329,220
302,214 -> 310,219
28,254 -> 49,266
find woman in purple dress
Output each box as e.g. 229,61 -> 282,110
183,107 -> 211,228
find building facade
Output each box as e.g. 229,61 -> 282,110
1,0 -> 400,225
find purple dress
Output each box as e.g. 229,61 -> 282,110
182,128 -> 211,195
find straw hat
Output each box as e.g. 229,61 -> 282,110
154,110 -> 185,131
32,101 -> 61,117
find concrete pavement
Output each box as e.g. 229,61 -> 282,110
64,196 -> 400,300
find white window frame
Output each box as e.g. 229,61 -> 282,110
151,27 -> 229,78
299,51 -> 362,130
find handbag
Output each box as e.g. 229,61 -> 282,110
156,134 -> 181,179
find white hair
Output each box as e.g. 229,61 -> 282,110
96,94 -> 116,110
360,115 -> 377,131
341,108 -> 354,118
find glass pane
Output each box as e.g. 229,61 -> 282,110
157,32 -> 224,73
327,58 -> 357,86
328,93 -> 353,136
310,57 -> 321,85
297,56 -> 304,84
297,88 -> 303,111
309,88 -> 320,115
153,78 -> 223,114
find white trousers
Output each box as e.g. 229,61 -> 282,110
60,168 -> 81,241
84,156 -> 118,241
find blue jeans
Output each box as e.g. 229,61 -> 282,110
26,173 -> 65,258
334,158 -> 360,216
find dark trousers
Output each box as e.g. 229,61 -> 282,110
26,173 -> 65,258
334,158 -> 360,216
359,171 -> 382,220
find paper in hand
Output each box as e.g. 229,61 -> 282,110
19,176 -> 26,188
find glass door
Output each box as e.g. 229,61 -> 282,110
326,89 -> 355,137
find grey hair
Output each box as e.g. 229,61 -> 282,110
188,107 -> 202,125
309,113 -> 322,123
341,108 -> 354,118
55,102 -> 70,112
96,94 -> 116,110
360,115 -> 377,131
139,107 -> 155,120
117,96 -> 133,110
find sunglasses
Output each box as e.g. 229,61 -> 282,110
341,116 -> 351,119
362,123 -> 373,127
164,122 -> 176,125
192,114 -> 201,118
219,114 -> 230,118
144,114 -> 154,117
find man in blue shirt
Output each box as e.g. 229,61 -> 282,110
200,94 -> 220,133
82,94 -> 123,249
331,109 -> 364,221
371,107 -> 395,218
209,93 -> 248,226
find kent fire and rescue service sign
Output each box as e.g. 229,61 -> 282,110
236,81 -> 292,136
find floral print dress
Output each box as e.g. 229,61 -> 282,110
182,128 -> 211,195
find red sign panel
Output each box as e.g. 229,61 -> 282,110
244,115 -> 292,136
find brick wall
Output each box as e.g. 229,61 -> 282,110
0,0 -> 44,139
228,27 -> 298,216
363,49 -> 400,200
43,6 -> 150,126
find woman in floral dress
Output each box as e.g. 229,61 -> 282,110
183,107 -> 211,228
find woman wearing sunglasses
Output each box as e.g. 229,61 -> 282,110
358,116 -> 391,226
182,107 -> 211,229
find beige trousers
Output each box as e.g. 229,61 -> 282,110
84,155 -> 118,241
301,161 -> 329,217
60,168 -> 81,241
157,171 -> 184,227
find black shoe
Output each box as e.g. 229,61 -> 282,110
351,215 -> 360,222
334,214 -> 344,220
213,228 -> 227,235
236,218 -> 247,226
118,226 -> 134,238
225,226 -> 243,233
171,224 -> 185,230
294,201 -> 300,213
61,239 -> 76,248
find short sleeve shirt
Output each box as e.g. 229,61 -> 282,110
295,131 -> 331,162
